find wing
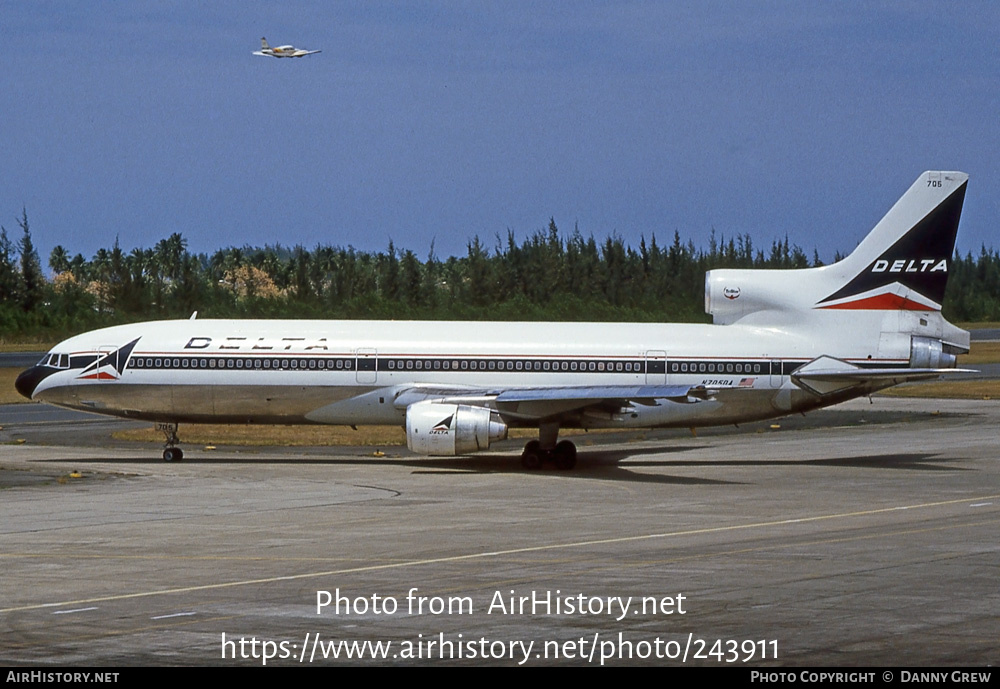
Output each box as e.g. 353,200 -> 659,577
393,383 -> 712,424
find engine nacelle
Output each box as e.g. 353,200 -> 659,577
405,402 -> 508,456
910,336 -> 957,369
705,268 -> 806,325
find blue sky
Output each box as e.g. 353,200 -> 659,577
2,1 -> 997,269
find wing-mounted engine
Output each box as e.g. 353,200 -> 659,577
405,401 -> 508,456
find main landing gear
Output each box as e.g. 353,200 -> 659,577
519,422 -> 577,470
157,422 -> 184,462
520,439 -> 577,470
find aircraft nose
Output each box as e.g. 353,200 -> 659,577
14,366 -> 50,400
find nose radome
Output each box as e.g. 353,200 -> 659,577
14,366 -> 48,399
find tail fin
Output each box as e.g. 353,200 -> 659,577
816,171 -> 968,311
705,171 -> 968,325
261,37 -> 270,50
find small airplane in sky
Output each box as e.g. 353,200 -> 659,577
253,37 -> 321,58
15,172 -> 971,469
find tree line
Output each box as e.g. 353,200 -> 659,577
2,213 -> 1000,340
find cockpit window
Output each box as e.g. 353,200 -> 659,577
42,353 -> 71,369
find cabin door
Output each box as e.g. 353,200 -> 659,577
645,350 -> 667,384
356,348 -> 377,384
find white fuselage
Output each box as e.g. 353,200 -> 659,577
28,317 -> 899,428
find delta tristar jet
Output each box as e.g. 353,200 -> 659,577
16,172 -> 972,468
253,37 -> 321,58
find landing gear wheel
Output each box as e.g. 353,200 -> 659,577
157,422 -> 182,462
521,440 -> 543,470
163,447 -> 184,462
553,440 -> 577,470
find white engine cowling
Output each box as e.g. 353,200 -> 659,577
405,402 -> 508,456
705,268 -> 806,325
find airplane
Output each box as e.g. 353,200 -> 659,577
15,171 -> 971,469
253,37 -> 321,58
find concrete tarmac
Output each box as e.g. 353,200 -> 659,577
0,397 -> 997,666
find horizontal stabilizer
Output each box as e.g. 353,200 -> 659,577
791,356 -> 972,396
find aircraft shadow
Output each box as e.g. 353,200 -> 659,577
30,446 -> 966,486
619,452 -> 968,472
31,446 -> 732,486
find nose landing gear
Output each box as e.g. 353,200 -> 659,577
157,422 -> 184,461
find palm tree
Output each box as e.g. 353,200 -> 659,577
49,245 -> 71,274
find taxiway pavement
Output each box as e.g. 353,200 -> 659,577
0,397 -> 997,666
